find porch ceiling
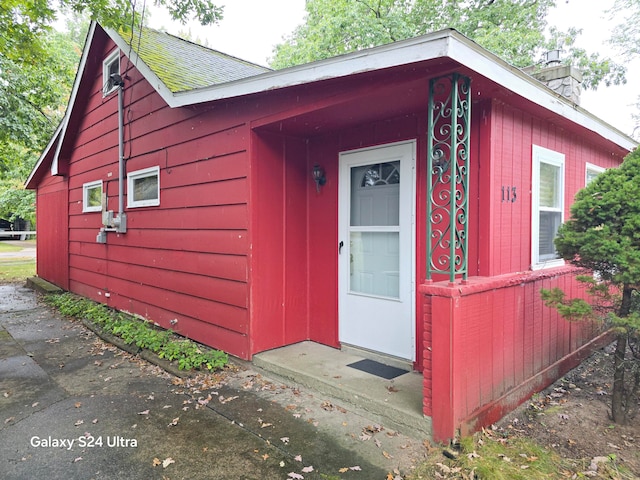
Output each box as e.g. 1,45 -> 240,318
255,59 -> 459,138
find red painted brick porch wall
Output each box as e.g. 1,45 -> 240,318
421,266 -> 608,441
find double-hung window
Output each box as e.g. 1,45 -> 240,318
532,145 -> 565,269
82,180 -> 103,212
127,166 -> 160,208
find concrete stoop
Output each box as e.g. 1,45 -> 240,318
253,341 -> 432,440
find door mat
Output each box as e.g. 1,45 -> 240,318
346,359 -> 408,380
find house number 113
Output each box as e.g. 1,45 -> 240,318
502,186 -> 517,203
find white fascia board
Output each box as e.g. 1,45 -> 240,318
445,36 -> 638,152
51,21 -> 98,176
168,32 -> 453,108
26,122 -> 63,188
105,27 -> 176,105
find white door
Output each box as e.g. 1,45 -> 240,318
338,141 -> 416,361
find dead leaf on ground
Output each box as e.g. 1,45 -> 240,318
138,410 -> 150,415
162,457 -> 175,468
294,455 -> 302,462
301,466 -> 314,473
382,451 -> 393,459
152,458 -> 162,467
320,401 -> 334,411
386,385 -> 399,393
74,402 -> 82,408
74,420 -> 84,426
287,473 -> 304,480
168,417 -> 180,427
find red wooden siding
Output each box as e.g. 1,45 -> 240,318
483,100 -> 624,276
61,38 -> 253,358
423,268 -> 607,441
35,175 -> 69,290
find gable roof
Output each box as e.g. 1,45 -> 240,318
116,27 -> 270,93
28,21 -> 637,188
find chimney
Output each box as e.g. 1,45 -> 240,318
523,50 -> 583,105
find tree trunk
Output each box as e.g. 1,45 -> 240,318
611,285 -> 633,424
611,334 -> 628,424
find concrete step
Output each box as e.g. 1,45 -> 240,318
253,341 -> 432,440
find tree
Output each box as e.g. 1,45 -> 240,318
1,0 -> 223,64
541,148 -> 640,424
610,0 -> 640,136
0,0 -> 224,225
270,0 -> 625,90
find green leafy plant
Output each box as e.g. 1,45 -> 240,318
45,293 -> 228,371
541,147 -> 640,425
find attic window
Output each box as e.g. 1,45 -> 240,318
103,49 -> 120,96
127,166 -> 160,208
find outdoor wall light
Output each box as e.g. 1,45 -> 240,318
432,148 -> 450,172
312,164 -> 326,192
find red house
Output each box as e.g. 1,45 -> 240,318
27,23 -> 637,441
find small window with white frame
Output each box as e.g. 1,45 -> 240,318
83,180 -> 103,212
103,49 -> 120,96
127,166 -> 160,208
532,145 -> 565,269
585,162 -> 605,186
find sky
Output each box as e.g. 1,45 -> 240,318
148,0 -> 639,139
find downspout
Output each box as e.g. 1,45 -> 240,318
114,77 -> 127,233
96,74 -> 127,244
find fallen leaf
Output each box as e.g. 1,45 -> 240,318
382,451 -> 393,459
262,454 -> 269,461
152,458 -> 161,467
103,376 -> 112,382
74,420 -> 84,426
359,432 -> 372,441
280,437 -> 290,444
162,457 -> 175,468
294,455 -> 302,462
302,466 -> 314,473
73,457 -> 82,463
3,392 -> 9,398
293,413 -> 301,418
260,422 -> 273,428
386,386 -> 399,393
374,438 -> 382,448
321,401 -> 334,411
467,451 -> 480,459
287,473 -> 304,480
279,461 -> 285,467
74,402 -> 82,408
92,419 -> 98,424
32,402 -> 39,408
168,417 -> 180,427
339,468 -> 349,473
350,466 -> 362,471
138,410 -> 150,415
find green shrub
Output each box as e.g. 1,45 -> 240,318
44,292 -> 228,371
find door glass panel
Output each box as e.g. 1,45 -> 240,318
350,162 -> 400,226
349,160 -> 401,298
350,232 -> 399,298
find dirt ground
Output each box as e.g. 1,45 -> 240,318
497,343 -> 640,477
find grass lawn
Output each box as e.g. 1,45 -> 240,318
0,241 -> 36,282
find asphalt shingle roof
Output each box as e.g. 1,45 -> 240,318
121,27 -> 271,93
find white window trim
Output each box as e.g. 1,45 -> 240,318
127,166 -> 160,208
585,162 -> 606,186
531,145 -> 565,270
103,49 -> 120,97
82,180 -> 103,212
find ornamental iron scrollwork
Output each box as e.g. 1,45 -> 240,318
426,73 -> 471,283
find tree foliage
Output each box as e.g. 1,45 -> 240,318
541,148 -> 640,424
0,0 -> 223,225
270,0 -> 625,90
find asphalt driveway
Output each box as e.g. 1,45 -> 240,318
0,284 -> 425,480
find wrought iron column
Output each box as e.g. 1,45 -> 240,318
426,73 -> 471,283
